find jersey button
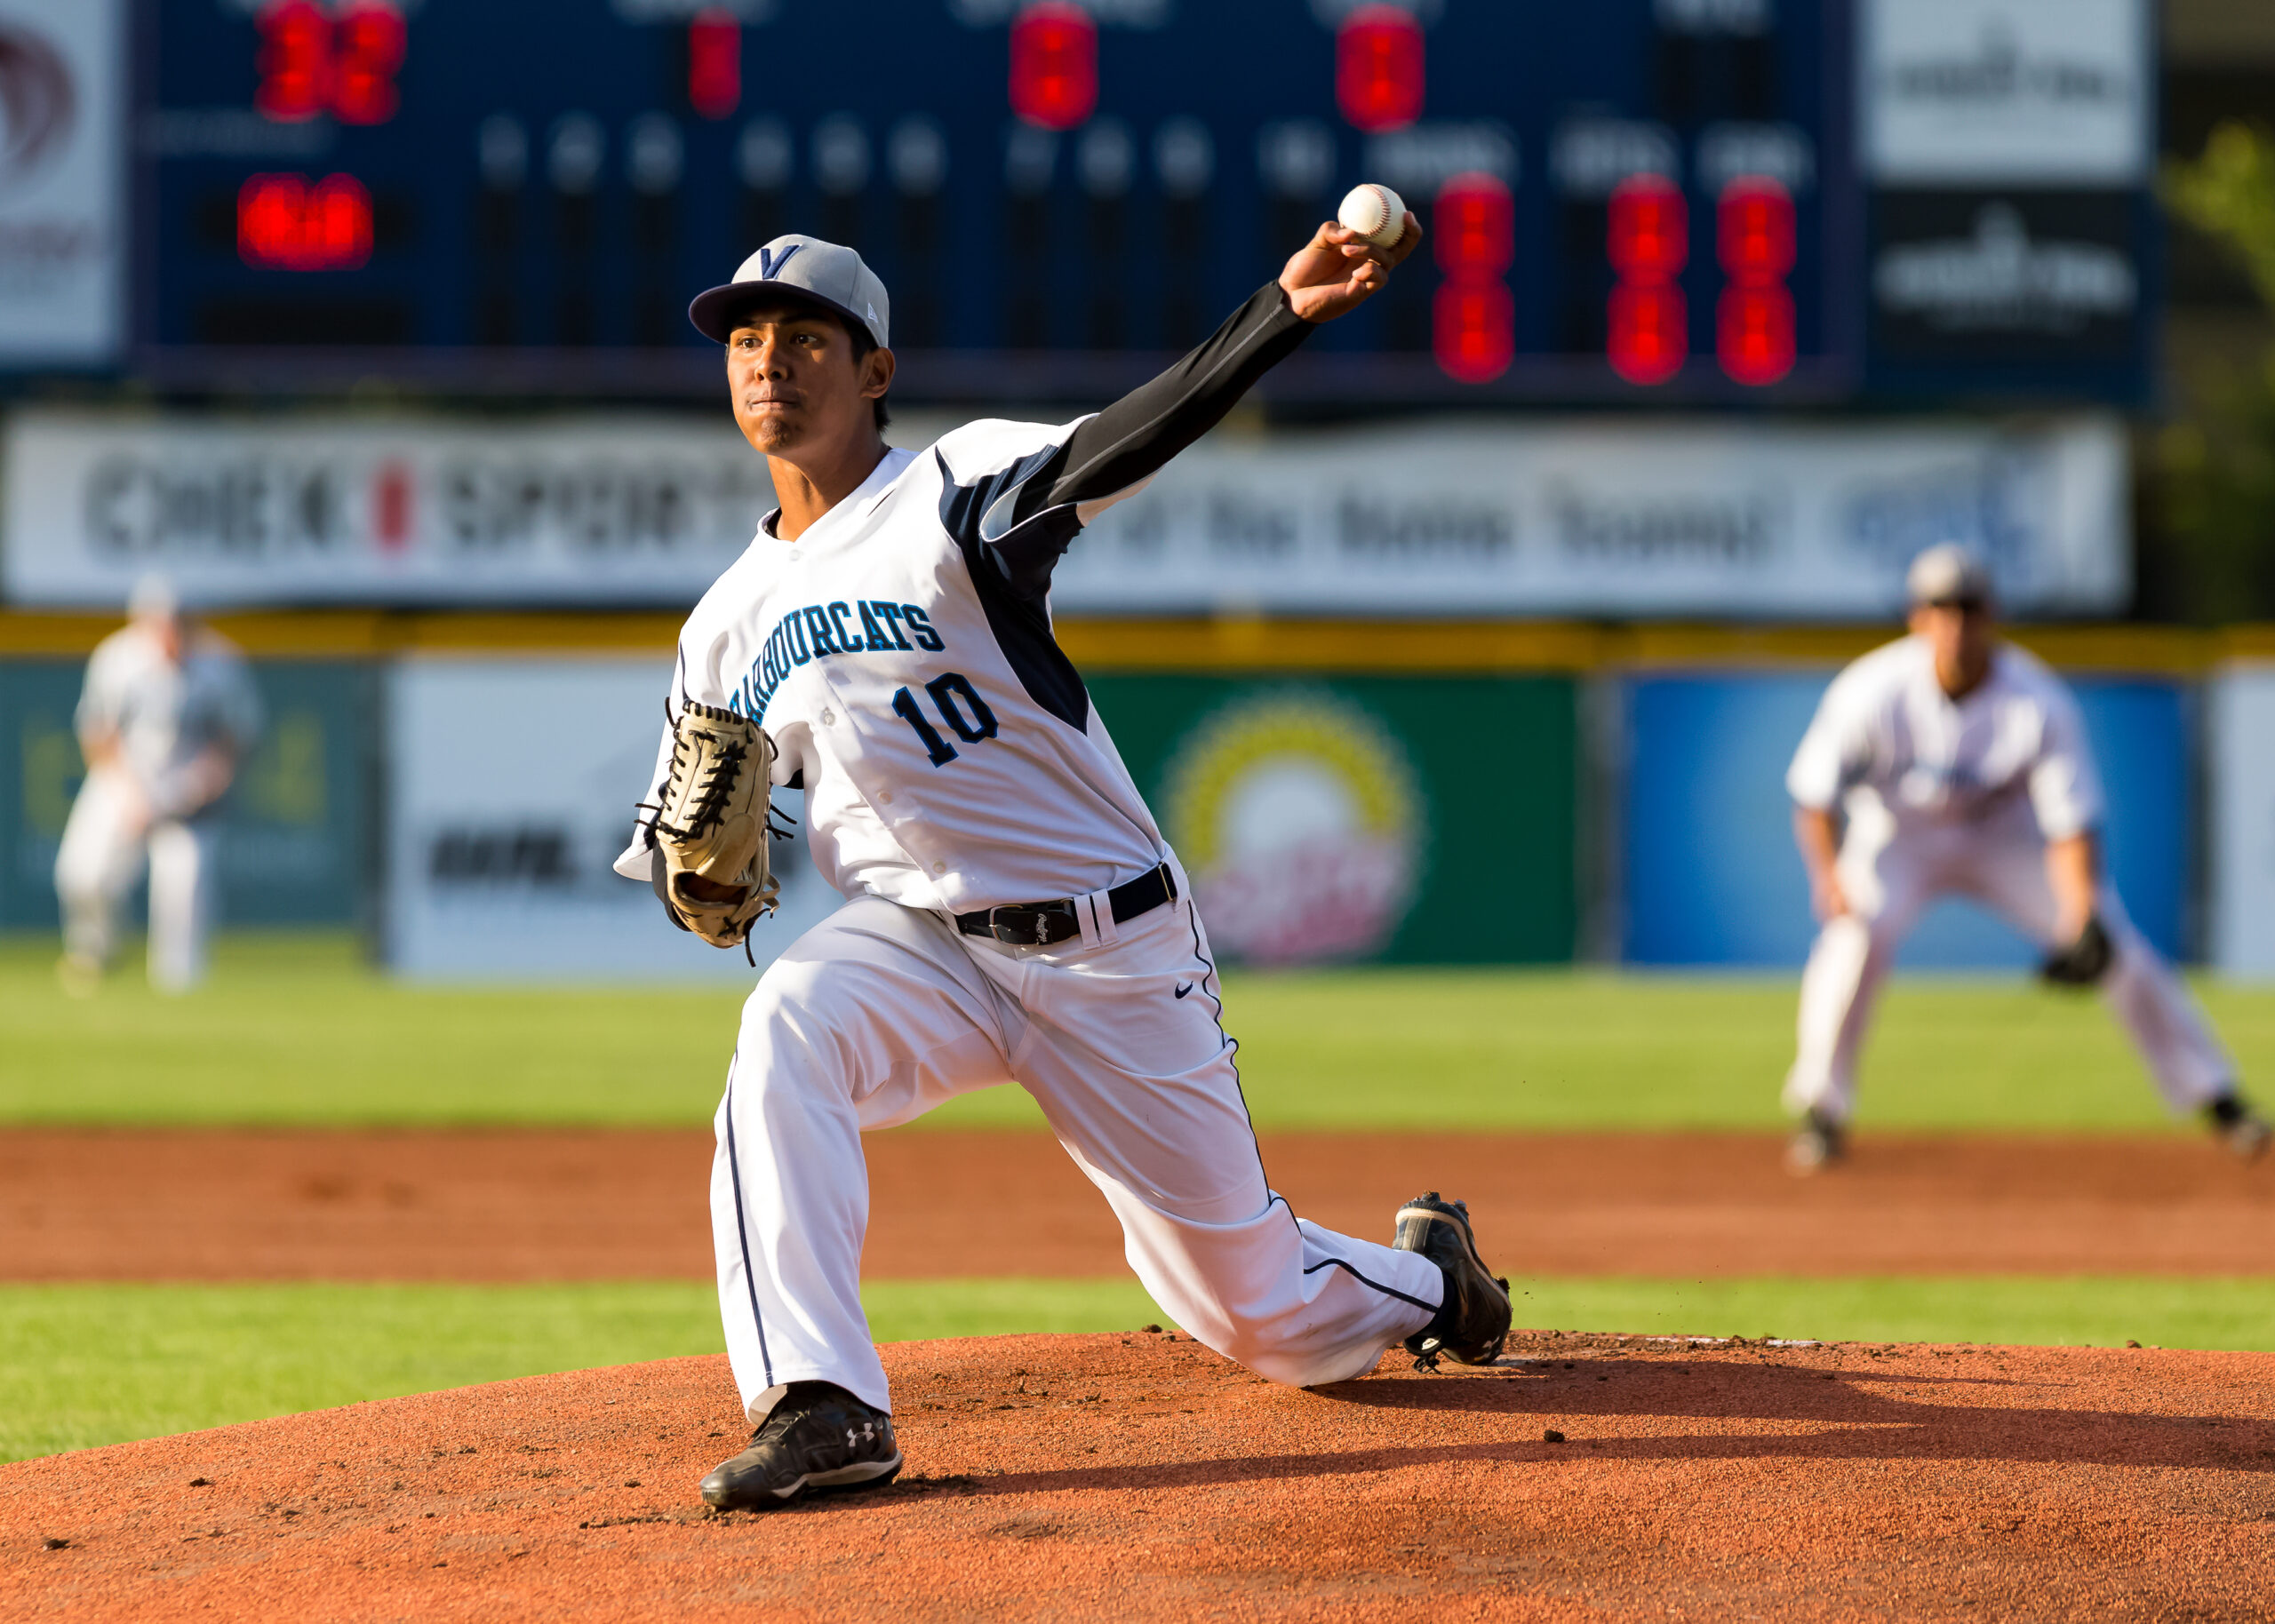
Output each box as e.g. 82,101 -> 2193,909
820,708 -> 836,726
931,862 -> 946,875
879,791 -> 893,805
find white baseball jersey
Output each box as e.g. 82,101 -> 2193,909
77,624 -> 264,808
612,418 -> 1161,913
1785,635 -> 2103,840
1782,634 -> 2232,1125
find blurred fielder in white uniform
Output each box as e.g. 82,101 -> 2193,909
54,579 -> 262,995
1782,544 -> 2266,1173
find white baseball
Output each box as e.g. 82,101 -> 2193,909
1337,182 -> 1408,250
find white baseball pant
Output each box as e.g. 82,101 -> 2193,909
53,771 -> 217,993
1784,802 -> 2235,1125
708,881 -> 1443,1424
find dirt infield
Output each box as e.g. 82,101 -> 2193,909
4,1127 -> 2271,1281
6,1332 -> 2273,1620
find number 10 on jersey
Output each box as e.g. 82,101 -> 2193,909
892,673 -> 999,767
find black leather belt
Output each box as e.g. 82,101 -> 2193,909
956,864 -> 1178,947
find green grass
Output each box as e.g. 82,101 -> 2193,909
6,1276 -> 2267,1465
0,1279 -> 1165,1464
7,933 -> 2273,1131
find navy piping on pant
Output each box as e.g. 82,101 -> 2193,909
1184,901 -> 1276,1198
1303,1254 -> 1442,1315
722,1067 -> 777,1389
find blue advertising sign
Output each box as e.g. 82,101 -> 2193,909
1624,668 -> 2189,967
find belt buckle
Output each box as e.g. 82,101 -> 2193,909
988,902 -> 1076,947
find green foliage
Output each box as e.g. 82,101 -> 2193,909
2168,122 -> 2275,310
2156,121 -> 2275,623
0,1279 -> 1164,1463
6,933 -> 2271,1132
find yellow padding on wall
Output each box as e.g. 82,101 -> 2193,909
0,609 -> 2269,673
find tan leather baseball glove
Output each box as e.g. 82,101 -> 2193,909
653,700 -> 778,949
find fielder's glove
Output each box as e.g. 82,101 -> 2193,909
2039,913 -> 2113,988
651,700 -> 779,950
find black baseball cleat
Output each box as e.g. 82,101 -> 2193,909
698,1381 -> 902,1511
1392,1192 -> 1512,1367
2207,1092 -> 2272,1164
1784,1107 -> 1847,1176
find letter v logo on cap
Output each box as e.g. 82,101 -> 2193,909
754,243 -> 802,279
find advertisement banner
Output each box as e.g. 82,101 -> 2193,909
2209,667 -> 2275,979
1870,191 -> 2139,362
382,657 -> 842,981
0,657 -> 371,930
5,410 -> 2129,619
4,412 -> 777,609
1090,674 -> 1577,965
1060,417 -> 2128,618
1860,0 -> 2149,186
0,0 -> 124,366
1623,669 -> 2190,967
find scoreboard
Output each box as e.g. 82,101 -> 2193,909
131,0 -> 2155,405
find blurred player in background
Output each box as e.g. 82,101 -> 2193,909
54,577 -> 262,996
1781,543 -> 2268,1174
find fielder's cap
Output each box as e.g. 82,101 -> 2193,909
688,235 -> 890,348
127,573 -> 180,622
1905,543 -> 1992,608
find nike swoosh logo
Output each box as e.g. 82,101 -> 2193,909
1174,983 -> 1194,999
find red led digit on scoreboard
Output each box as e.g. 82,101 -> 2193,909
1336,4 -> 1423,133
1009,2 -> 1097,131
1433,283 -> 1513,384
238,172 -> 373,271
254,0 -> 405,127
1433,172 -> 1513,384
1607,175 -> 1686,286
687,7 -> 742,120
254,0 -> 330,123
1605,173 -> 1687,386
1715,177 -> 1796,386
330,2 -> 407,126
1434,173 -> 1513,280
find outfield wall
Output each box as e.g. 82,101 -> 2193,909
2,615 -> 2268,975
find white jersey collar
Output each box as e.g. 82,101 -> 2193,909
757,445 -> 920,546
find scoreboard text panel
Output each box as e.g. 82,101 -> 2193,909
141,0 -> 2147,404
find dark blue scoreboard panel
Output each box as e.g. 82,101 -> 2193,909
138,0 -> 2152,406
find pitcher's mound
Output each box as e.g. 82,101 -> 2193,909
4,1331 -> 2271,1621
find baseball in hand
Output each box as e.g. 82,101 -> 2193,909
1337,183 -> 1408,249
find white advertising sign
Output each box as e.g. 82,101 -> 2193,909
0,0 -> 124,363
1861,0 -> 2149,184
4,412 -> 780,608
383,657 -> 844,982
7,409 -> 2130,619
2210,666 -> 2275,980
1053,415 -> 2129,618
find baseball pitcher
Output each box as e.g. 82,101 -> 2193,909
54,577 -> 263,996
1782,544 -> 2268,1173
617,219 -> 1513,1509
